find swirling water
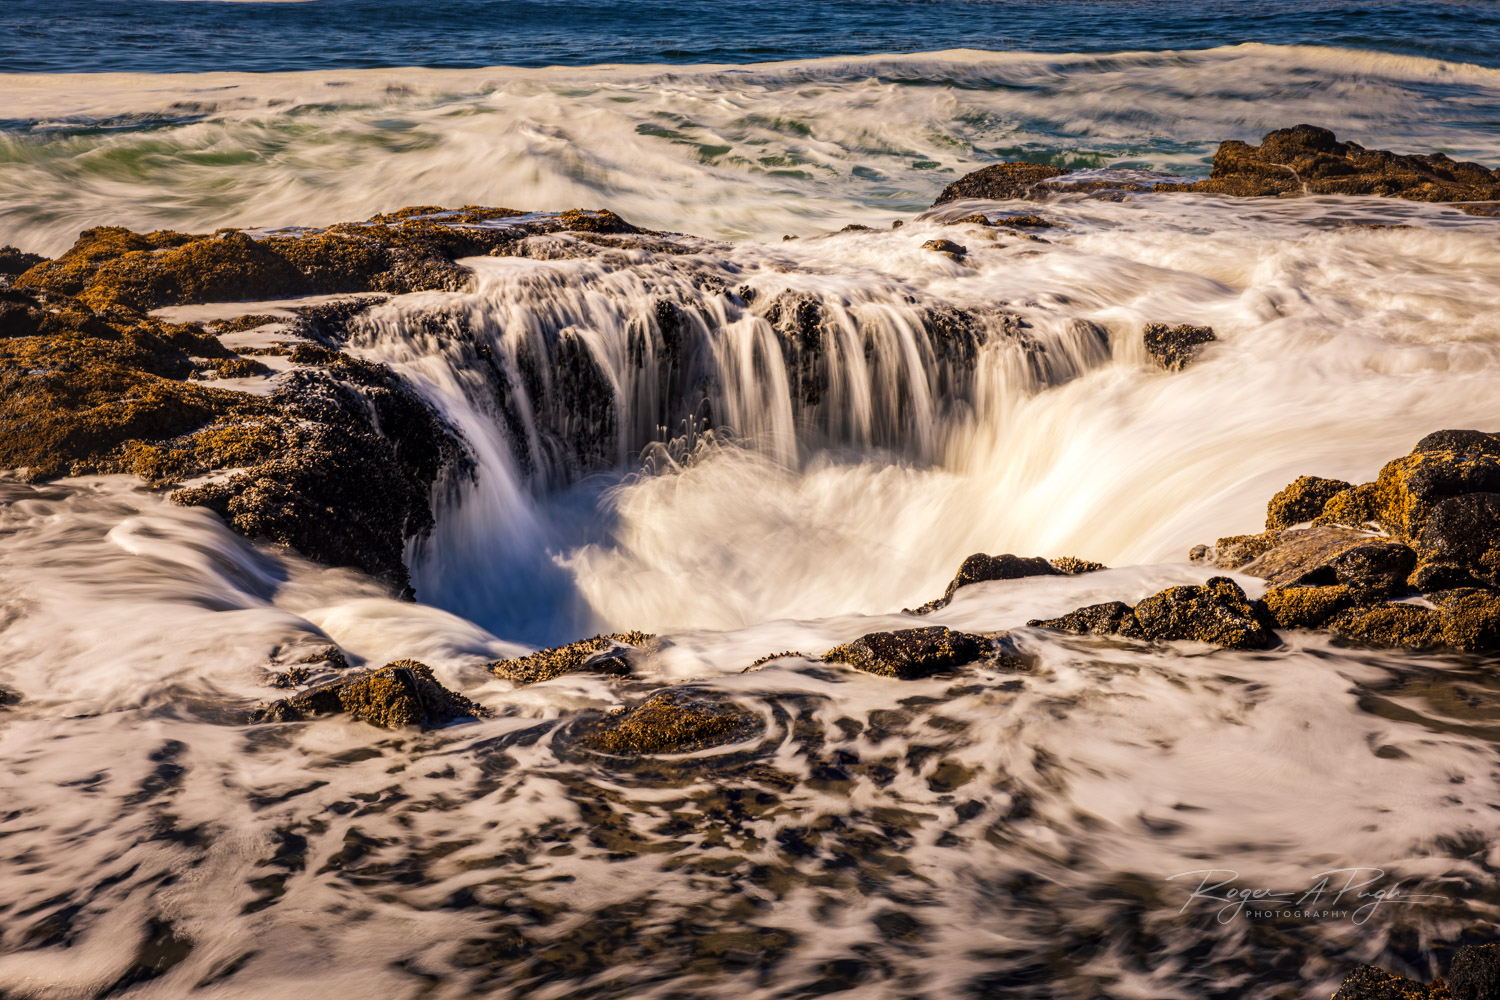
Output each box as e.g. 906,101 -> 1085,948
3,6 -> 1500,998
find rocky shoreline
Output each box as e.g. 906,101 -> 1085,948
2,123 -> 1499,996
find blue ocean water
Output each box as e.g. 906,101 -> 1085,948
2,0 -> 1499,74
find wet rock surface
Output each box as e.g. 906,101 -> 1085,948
1143,322 -> 1216,371
1032,577 -> 1273,649
911,552 -> 1101,613
1154,125 -> 1500,201
576,689 -> 758,754
1266,474 -> 1352,529
1181,428 -> 1500,653
253,660 -> 488,730
490,632 -> 654,685
823,626 -> 1008,679
1332,944 -> 1500,1000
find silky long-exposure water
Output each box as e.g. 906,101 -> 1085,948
2,17 -> 1500,1000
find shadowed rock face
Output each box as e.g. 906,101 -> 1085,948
253,660 -> 488,730
823,626 -> 1000,679
1154,125 -> 1500,201
1448,943 -> 1500,1000
1143,322 -> 1216,371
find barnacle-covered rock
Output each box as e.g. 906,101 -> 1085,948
253,660 -> 487,730
1143,322 -> 1216,371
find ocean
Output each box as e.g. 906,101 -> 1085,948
2,3 -> 1500,998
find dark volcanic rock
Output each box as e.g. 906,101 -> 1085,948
1153,125 -> 1500,201
490,631 -> 654,685
1416,492 -> 1500,588
0,245 -> 46,277
934,163 -> 1069,203
1449,943 -> 1500,1000
823,626 -> 1000,679
1132,577 -> 1274,649
1330,965 -> 1434,1000
1437,589 -> 1500,652
1142,322 -> 1216,371
254,660 -> 487,730
1370,431 -> 1500,539
1029,601 -> 1145,639
1030,577 -> 1272,649
1260,584 -> 1354,629
577,689 -> 757,754
1266,475 -> 1353,530
913,553 -> 1061,613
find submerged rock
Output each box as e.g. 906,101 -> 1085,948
1142,322 -> 1216,371
823,626 -> 1007,679
1030,601 -> 1145,639
1266,474 -> 1353,530
577,689 -> 757,754
1032,577 -> 1273,650
253,660 -> 488,730
490,631 -> 654,685
1153,124 -> 1500,201
920,238 -> 967,259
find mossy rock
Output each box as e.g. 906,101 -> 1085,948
577,689 -> 757,755
1131,576 -> 1274,649
1318,482 -> 1383,529
490,631 -> 653,685
1266,474 -> 1353,530
1368,432 -> 1500,539
1328,602 -> 1446,650
254,660 -> 487,730
1261,585 -> 1354,629
1050,555 -> 1107,575
824,626 -> 1003,679
1435,588 -> 1500,652
1207,530 -> 1282,569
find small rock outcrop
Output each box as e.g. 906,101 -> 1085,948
823,626 -> 1008,679
933,163 -> 1070,203
253,660 -> 488,730
577,689 -> 756,754
920,238 -> 967,259
1030,577 -> 1274,650
489,631 -> 654,685
1266,474 -> 1352,529
1143,322 -> 1216,371
1154,124 -> 1500,201
911,552 -> 1104,614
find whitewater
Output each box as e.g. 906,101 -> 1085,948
2,41 -> 1500,1000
